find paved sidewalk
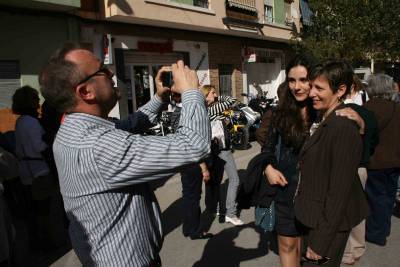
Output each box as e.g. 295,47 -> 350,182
51,142 -> 400,267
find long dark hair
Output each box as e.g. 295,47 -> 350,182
272,55 -> 316,152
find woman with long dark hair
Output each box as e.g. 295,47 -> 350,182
262,55 -> 316,267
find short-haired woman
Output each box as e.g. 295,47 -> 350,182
294,61 -> 369,266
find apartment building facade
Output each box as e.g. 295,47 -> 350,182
75,0 -> 301,118
0,0 -> 302,121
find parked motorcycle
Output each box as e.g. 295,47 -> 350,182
241,93 -> 277,141
146,110 -> 173,136
220,97 -> 261,150
222,106 -> 249,150
243,92 -> 278,117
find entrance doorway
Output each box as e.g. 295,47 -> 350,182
124,64 -> 164,113
122,51 -> 187,113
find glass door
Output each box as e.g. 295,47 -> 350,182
125,64 -> 168,112
133,66 -> 151,109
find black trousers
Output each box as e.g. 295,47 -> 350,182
204,154 -> 225,213
365,168 -> 400,245
180,165 -> 203,237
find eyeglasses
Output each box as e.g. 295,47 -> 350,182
77,64 -> 114,86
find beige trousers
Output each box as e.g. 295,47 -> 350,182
342,167 -> 368,263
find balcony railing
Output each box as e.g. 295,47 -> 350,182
227,0 -> 257,13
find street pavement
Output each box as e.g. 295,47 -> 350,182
52,142 -> 400,267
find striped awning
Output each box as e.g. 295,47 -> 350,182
227,0 -> 257,13
300,0 -> 313,26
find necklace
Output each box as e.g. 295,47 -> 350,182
309,121 -> 320,136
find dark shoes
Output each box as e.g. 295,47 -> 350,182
189,232 -> 214,240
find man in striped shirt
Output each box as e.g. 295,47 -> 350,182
39,43 -> 210,267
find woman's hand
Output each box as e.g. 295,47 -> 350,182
335,107 -> 365,134
264,164 -> 288,186
202,169 -> 210,183
199,162 -> 210,183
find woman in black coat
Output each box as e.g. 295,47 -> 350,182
294,61 -> 368,267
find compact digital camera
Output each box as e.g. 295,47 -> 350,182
161,71 -> 173,88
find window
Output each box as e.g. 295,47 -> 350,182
218,64 -> 233,96
284,2 -> 293,25
194,0 -> 208,8
264,1 -> 273,23
0,60 -> 20,109
172,0 -> 209,8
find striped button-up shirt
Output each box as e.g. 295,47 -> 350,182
54,90 -> 210,267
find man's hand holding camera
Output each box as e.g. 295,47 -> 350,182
155,66 -> 172,101
171,60 -> 199,94
156,60 -> 199,102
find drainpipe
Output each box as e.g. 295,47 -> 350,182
371,58 -> 375,74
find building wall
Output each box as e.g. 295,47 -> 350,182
100,0 -> 298,43
87,21 -> 291,103
0,9 -> 80,131
0,10 -> 79,90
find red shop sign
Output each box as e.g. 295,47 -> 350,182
137,40 -> 173,54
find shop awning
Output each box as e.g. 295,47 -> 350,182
300,0 -> 313,26
227,0 -> 257,13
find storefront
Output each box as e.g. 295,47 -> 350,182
90,34 -> 210,119
242,46 -> 286,99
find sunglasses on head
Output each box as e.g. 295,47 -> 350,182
77,64 -> 114,86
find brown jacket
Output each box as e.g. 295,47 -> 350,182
255,109 -> 273,146
294,110 -> 369,257
364,99 -> 400,169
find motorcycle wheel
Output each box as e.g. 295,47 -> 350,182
232,132 -> 251,150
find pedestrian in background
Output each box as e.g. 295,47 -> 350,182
168,92 -> 213,240
338,74 -> 379,265
12,86 -> 56,252
0,145 -> 18,267
364,74 -> 400,246
39,43 -> 210,267
202,85 -> 244,226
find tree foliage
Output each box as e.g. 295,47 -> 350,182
293,0 -> 400,63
